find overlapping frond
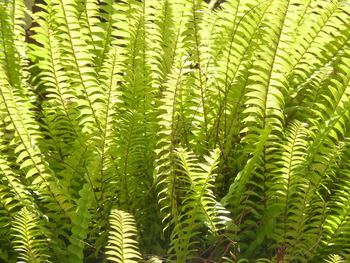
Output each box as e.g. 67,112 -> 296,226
168,147 -> 230,261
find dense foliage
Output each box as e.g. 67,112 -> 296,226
1,0 -> 350,262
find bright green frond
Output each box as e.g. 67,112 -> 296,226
106,209 -> 141,263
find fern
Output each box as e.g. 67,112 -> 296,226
168,148 -> 230,261
67,183 -> 94,262
325,254 -> 344,263
1,0 -> 350,261
12,207 -> 51,263
105,209 -> 141,263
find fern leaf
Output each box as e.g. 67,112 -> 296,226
168,147 -> 230,261
105,209 -> 141,263
67,183 -> 94,263
0,62 -> 73,221
30,2 -> 83,157
12,207 -> 52,263
50,0 -> 103,131
325,254 -> 344,263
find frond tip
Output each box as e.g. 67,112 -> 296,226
12,207 -> 51,263
106,209 -> 141,263
324,254 -> 344,263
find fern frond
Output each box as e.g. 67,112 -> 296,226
94,0 -> 129,68
2,0 -> 29,77
155,59 -> 192,230
94,46 -> 121,205
221,125 -> 271,209
12,207 -> 52,263
0,62 -> 73,219
30,2 -> 83,158
168,147 -> 230,261
268,120 -> 309,247
0,2 -> 22,89
325,254 -> 344,263
178,0 -> 211,150
105,209 -> 141,263
77,0 -> 100,56
67,183 -> 94,263
178,148 -> 229,232
287,0 -> 350,96
50,0 -> 103,131
317,147 -> 350,259
213,0 -> 270,150
0,176 -> 22,262
0,152 -> 29,206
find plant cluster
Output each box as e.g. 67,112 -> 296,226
1,0 -> 350,262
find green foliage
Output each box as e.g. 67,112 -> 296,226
1,0 -> 350,262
